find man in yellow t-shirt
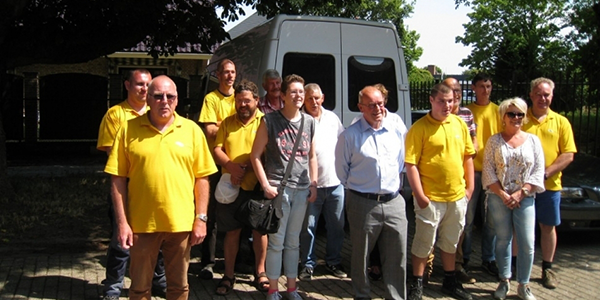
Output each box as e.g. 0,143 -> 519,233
523,77 -> 576,289
105,75 -> 217,299
197,59 -> 238,279
406,83 -> 475,300
96,69 -> 167,300
465,73 -> 502,277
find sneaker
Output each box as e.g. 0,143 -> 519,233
441,280 -> 473,300
325,264 -> 347,278
456,268 -> 476,284
482,260 -> 499,276
407,283 -> 423,300
199,263 -> 214,280
541,269 -> 558,289
299,266 -> 313,281
102,296 -> 119,300
493,280 -> 510,300
266,291 -> 283,300
287,289 -> 303,300
517,284 -> 537,300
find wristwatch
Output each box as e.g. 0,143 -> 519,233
521,187 -> 530,197
196,213 -> 208,222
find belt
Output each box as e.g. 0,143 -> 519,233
349,189 -> 399,202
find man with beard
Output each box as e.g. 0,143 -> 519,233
258,69 -> 284,113
212,80 -> 269,295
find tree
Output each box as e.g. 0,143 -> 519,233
455,0 -> 571,83
567,1 -> 600,95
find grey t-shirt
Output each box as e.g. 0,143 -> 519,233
263,110 -> 315,189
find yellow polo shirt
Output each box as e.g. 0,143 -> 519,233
523,109 -> 577,191
198,89 -> 236,149
97,100 -> 148,150
215,111 -> 264,191
405,113 -> 476,202
105,113 -> 218,233
466,102 -> 503,171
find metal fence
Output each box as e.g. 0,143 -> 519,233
409,75 -> 600,157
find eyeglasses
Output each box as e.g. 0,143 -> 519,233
360,102 -> 385,110
235,99 -> 253,105
152,93 -> 177,102
505,112 -> 525,119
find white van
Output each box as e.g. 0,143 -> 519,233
204,14 -> 411,127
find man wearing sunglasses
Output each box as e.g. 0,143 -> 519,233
523,77 -> 576,289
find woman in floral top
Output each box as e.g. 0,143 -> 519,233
482,97 -> 545,300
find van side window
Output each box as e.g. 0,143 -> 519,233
348,56 -> 398,113
282,53 -> 336,110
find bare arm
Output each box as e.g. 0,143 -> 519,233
307,138 -> 318,203
213,146 -> 246,186
111,175 -> 132,249
471,136 -> 479,158
545,152 -> 574,179
251,120 -> 278,199
405,163 -> 429,209
463,155 -> 475,200
190,177 -> 209,246
203,123 -> 220,140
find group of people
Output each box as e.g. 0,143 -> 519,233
96,62 -> 576,300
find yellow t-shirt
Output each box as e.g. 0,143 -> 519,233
405,113 -> 476,202
198,89 -> 236,149
105,113 -> 218,233
466,102 -> 503,171
215,111 -> 264,191
97,101 -> 147,150
522,109 -> 577,191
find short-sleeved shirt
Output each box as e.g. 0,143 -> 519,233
105,113 -> 218,233
456,106 -> 476,137
467,102 -> 503,171
97,100 -> 147,150
215,110 -> 264,191
198,89 -> 236,149
522,109 -> 577,191
405,113 -> 476,202
258,96 -> 284,114
306,108 -> 344,188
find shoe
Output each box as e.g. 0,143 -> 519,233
215,275 -> 236,296
542,269 -> 558,289
493,280 -> 510,300
456,268 -> 476,284
368,265 -> 382,281
407,283 -> 423,300
482,260 -> 499,276
199,263 -> 214,280
325,264 -> 347,278
102,296 -> 119,300
299,266 -> 313,281
151,285 -> 167,298
266,291 -> 283,300
517,284 -> 537,300
441,280 -> 473,300
287,289 -> 303,300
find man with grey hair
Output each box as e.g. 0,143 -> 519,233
258,69 -> 284,113
523,77 -> 576,289
299,83 -> 346,281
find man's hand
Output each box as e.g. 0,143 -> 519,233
190,219 -> 207,246
226,161 -> 247,186
117,223 -> 134,250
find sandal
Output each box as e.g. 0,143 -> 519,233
254,272 -> 270,292
215,275 -> 235,295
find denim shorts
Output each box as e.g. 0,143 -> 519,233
535,190 -> 561,226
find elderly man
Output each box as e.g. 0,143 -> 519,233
299,83 -> 346,281
106,75 -> 217,299
406,84 -> 475,300
258,69 -> 284,114
96,69 -> 166,300
523,77 -> 576,289
197,59 -> 237,279
335,85 -> 408,300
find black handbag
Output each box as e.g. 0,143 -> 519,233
235,113 -> 305,235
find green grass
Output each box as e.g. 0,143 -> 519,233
0,174 -> 111,248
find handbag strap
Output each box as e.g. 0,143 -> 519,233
274,113 -> 305,218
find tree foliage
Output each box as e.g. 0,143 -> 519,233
567,1 -> 600,93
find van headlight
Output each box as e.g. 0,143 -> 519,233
561,186 -> 600,202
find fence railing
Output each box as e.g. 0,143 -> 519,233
409,76 -> 600,157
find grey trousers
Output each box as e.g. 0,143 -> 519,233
346,191 -> 408,300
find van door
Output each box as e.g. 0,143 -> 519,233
277,20 -> 342,118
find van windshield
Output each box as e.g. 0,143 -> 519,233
282,53 -> 336,110
348,56 -> 398,113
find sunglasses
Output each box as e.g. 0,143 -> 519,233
505,112 -> 525,119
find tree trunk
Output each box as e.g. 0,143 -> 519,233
0,60 -> 16,201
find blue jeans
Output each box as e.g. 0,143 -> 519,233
487,193 -> 536,284
462,172 -> 496,264
103,196 -> 166,297
300,184 -> 345,268
266,186 -> 309,280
